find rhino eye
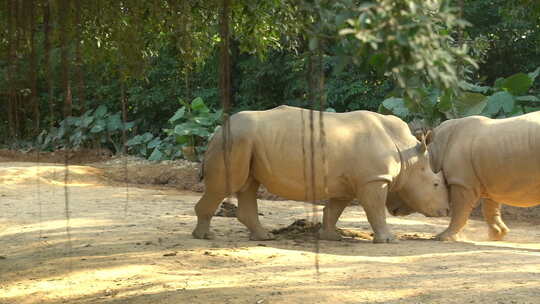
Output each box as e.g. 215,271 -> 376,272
434,182 -> 439,187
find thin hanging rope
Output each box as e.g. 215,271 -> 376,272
36,150 -> 42,240
219,0 -> 232,201
63,149 -> 73,273
121,79 -> 130,217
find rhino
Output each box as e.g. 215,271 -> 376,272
427,112 -> 540,241
192,105 -> 449,243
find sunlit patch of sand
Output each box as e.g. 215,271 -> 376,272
0,163 -> 105,187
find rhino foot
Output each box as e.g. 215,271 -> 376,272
488,224 -> 509,241
192,229 -> 216,240
373,233 -> 398,244
435,231 -> 459,242
319,229 -> 343,241
249,230 -> 275,241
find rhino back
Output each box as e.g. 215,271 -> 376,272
471,112 -> 540,204
235,106 -> 403,200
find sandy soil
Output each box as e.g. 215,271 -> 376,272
1,161 -> 540,304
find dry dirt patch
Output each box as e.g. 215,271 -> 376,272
1,161 -> 540,304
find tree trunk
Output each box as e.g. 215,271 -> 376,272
121,79 -> 127,155
6,0 -> 16,137
29,0 -> 40,134
43,0 -> 54,127
60,0 -> 72,118
74,0 -> 86,114
219,0 -> 231,113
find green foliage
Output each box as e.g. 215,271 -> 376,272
339,0 -> 476,94
380,67 -> 540,126
38,105 -> 135,153
126,97 -> 222,161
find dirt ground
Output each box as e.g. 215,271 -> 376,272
1,160 -> 540,304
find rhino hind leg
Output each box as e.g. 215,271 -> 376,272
482,199 -> 510,241
237,179 -> 275,241
192,192 -> 227,239
358,182 -> 397,244
319,199 -> 349,241
436,185 -> 479,241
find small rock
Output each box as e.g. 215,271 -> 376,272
215,201 -> 237,217
104,289 -> 118,297
163,252 -> 177,257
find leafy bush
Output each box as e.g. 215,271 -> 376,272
126,97 -> 222,161
379,67 -> 540,127
37,105 -> 135,153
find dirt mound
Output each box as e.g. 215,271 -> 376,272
272,219 -> 373,240
215,201 -> 238,217
272,219 -> 436,241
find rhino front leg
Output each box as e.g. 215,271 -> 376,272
436,185 -> 478,241
237,180 -> 275,241
320,199 -> 349,241
193,192 -> 227,239
358,182 -> 396,244
482,199 -> 509,241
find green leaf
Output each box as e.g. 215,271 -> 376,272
459,81 -> 490,94
81,115 -> 94,128
140,132 -> 154,143
95,105 -> 108,118
368,53 -> 386,71
91,122 -> 106,133
437,90 -> 453,113
484,91 -> 515,116
169,107 -> 186,124
494,78 -> 505,90
455,92 -> 487,116
176,135 -> 191,145
308,37 -> 319,51
192,115 -> 214,126
516,95 -> 540,102
107,113 -> 123,132
148,148 -> 163,161
147,137 -> 162,149
191,97 -> 209,113
501,73 -> 533,95
126,135 -> 143,146
379,97 -> 409,118
123,121 -> 136,130
528,67 -> 540,82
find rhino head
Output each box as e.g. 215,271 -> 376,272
392,134 -> 450,217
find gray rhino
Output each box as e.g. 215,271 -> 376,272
192,105 -> 449,243
428,112 -> 540,241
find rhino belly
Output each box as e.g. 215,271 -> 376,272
251,161 -> 352,201
486,180 -> 540,207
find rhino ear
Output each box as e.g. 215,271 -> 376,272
416,133 -> 428,153
425,130 -> 433,145
413,130 -> 424,141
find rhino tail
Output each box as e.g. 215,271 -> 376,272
199,159 -> 205,182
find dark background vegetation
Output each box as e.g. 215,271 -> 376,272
1,0 -> 539,160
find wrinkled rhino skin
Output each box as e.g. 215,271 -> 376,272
429,112 -> 540,241
192,105 -> 449,243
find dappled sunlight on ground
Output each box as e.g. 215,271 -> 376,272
1,162 -> 540,303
